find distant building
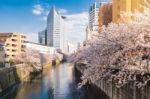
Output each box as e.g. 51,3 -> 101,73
86,2 -> 100,40
89,2 -> 100,32
77,42 -> 85,49
26,41 -> 56,55
0,33 -> 26,62
47,7 -> 66,52
67,42 -> 76,54
38,29 -> 47,45
86,26 -> 90,40
98,2 -> 112,30
77,42 -> 81,50
0,44 -> 5,67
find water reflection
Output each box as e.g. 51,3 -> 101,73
1,64 -> 83,99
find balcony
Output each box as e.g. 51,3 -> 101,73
12,44 -> 17,47
21,45 -> 26,49
12,39 -> 17,42
12,49 -> 17,52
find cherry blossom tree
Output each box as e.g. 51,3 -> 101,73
54,52 -> 63,61
69,0 -> 150,88
14,48 -> 42,72
16,48 -> 41,66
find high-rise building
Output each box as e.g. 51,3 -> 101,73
86,2 -> 100,40
98,2 -> 112,30
47,7 -> 66,52
89,2 -> 100,31
112,0 -> 145,23
0,33 -> 26,62
38,29 -> 47,45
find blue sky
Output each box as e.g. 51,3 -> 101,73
0,0 -> 111,45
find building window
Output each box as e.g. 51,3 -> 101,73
21,35 -> 26,38
12,44 -> 17,47
21,49 -> 25,52
12,55 -> 15,57
5,54 -> 9,58
12,49 -> 16,52
0,47 -> 4,51
12,39 -> 17,42
13,35 -> 17,37
21,45 -> 26,48
21,40 -> 26,43
6,43 -> 10,47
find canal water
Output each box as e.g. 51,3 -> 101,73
1,63 -> 102,99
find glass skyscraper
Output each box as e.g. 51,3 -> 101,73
38,29 -> 47,45
47,7 -> 65,52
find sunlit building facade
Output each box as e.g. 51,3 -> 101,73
89,2 -> 100,31
86,2 -> 100,40
131,0 -> 144,12
26,42 -> 56,55
112,0 -> 145,23
47,7 -> 66,52
98,2 -> 112,30
0,33 -> 26,62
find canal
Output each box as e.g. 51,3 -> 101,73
1,63 -> 102,99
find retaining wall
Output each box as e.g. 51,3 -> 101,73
75,64 -> 150,99
0,64 -> 30,94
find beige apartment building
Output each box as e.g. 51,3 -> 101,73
112,0 -> 145,23
97,0 -> 145,30
0,33 -> 26,62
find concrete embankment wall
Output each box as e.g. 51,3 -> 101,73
75,65 -> 150,99
0,59 -> 60,95
0,64 -> 31,94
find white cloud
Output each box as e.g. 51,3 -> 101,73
32,4 -> 44,15
59,9 -> 68,14
65,12 -> 88,45
41,16 -> 47,21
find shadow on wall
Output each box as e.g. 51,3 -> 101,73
0,62 -> 5,68
74,66 -> 110,99
0,64 -> 42,98
0,66 -> 20,97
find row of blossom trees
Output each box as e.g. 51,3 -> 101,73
15,48 -> 63,72
69,1 -> 150,88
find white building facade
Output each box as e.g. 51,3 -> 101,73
47,7 -> 66,53
89,2 -> 99,31
86,2 -> 100,40
26,42 -> 56,55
